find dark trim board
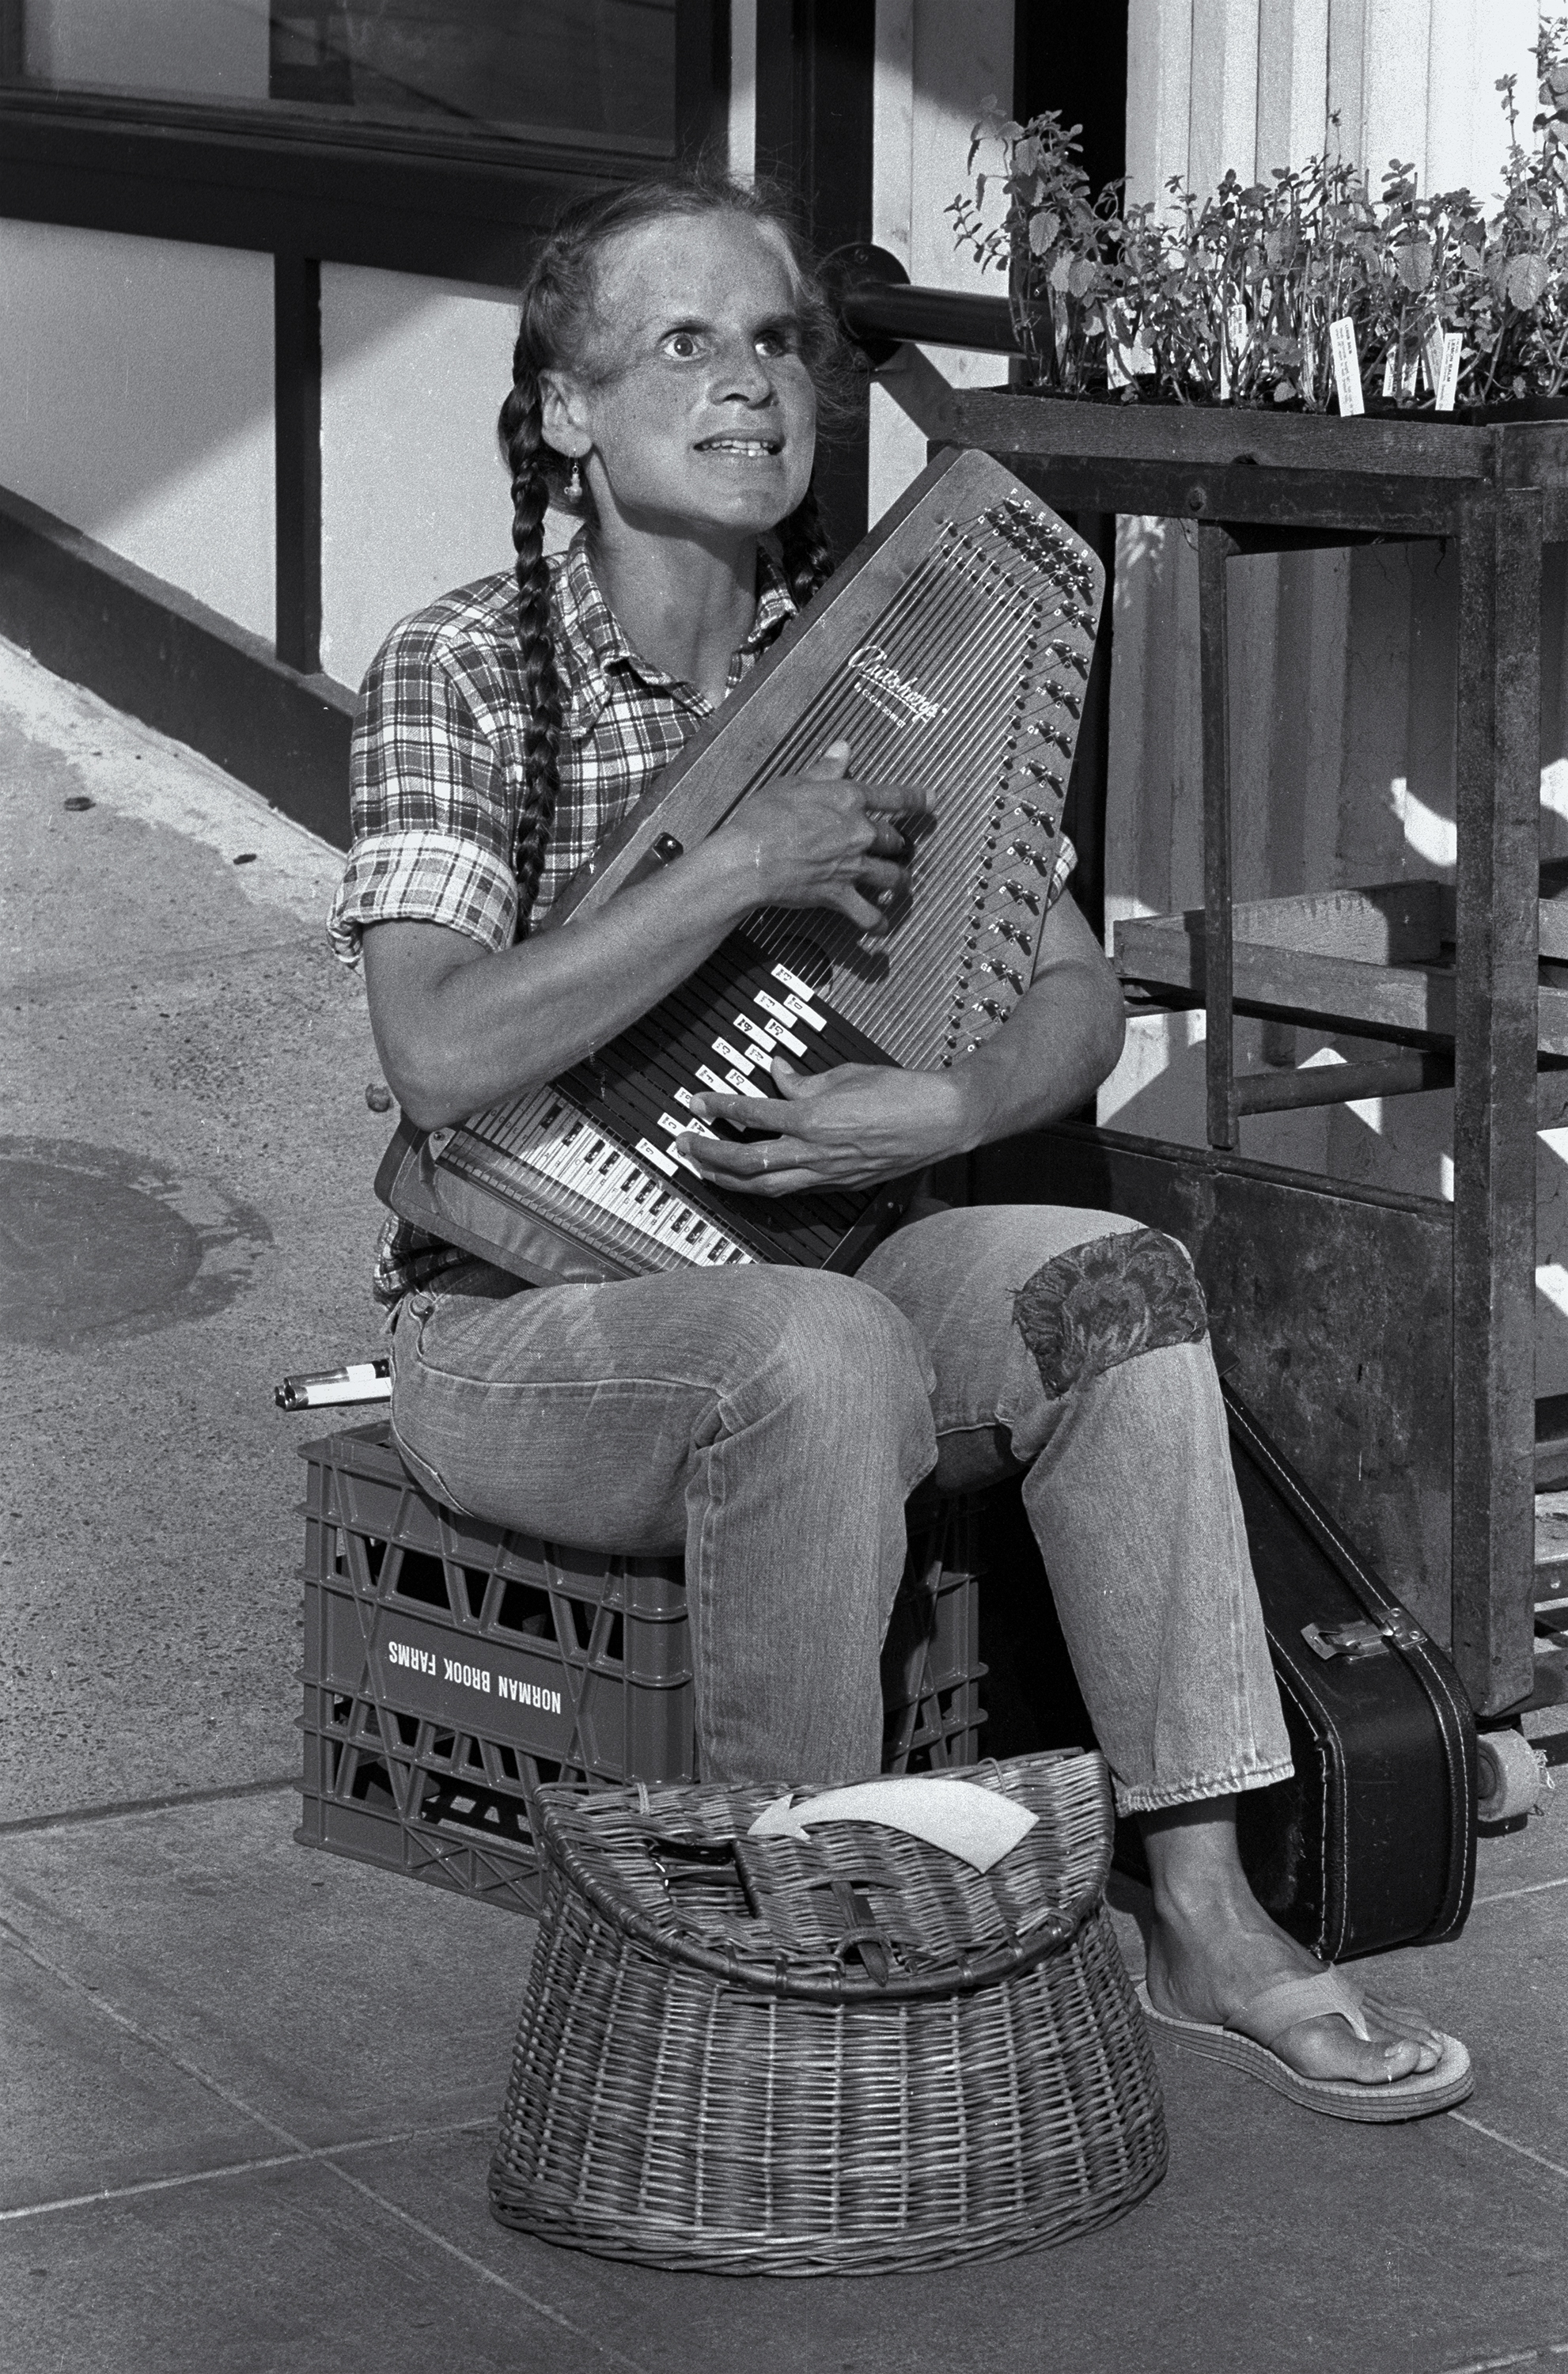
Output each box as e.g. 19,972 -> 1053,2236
0,97 -> 630,286
755,1 -> 876,553
0,484 -> 355,848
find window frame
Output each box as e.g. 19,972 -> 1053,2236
0,0 -> 729,284
0,2 -> 730,671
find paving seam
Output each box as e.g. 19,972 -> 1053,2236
0,1776 -> 297,1836
1470,1874 -> 1568,1907
0,932 -> 328,1005
0,2118 -> 492,2222
1449,2112 -> 1568,2184
0,1913 -> 653,2373
1438,2348 -> 1568,2373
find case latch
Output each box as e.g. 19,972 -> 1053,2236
1301,1611 -> 1426,1662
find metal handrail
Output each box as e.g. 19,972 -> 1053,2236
824,244 -> 1019,363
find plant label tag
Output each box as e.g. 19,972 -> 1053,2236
1382,350 -> 1397,397
1422,320 -> 1446,396
1434,330 -> 1462,411
1218,301 -> 1247,400
1400,344 -> 1419,400
1330,318 -> 1364,415
1107,312 -> 1154,389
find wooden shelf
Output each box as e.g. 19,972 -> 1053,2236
1115,912 -> 1568,1056
937,394 -> 1554,1715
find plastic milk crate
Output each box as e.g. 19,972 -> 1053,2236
297,1420 -> 987,1915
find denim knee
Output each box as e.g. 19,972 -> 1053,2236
722,1269 -> 936,1470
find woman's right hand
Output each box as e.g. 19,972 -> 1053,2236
721,739 -> 937,935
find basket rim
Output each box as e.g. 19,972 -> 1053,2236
532,1750 -> 1112,2004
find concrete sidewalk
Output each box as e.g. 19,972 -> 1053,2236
2,637 -> 1566,2373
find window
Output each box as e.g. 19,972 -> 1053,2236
2,0 -> 679,152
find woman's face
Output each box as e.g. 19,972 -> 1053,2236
543,212 -> 818,542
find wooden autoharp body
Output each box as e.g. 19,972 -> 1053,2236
377,448 -> 1104,1288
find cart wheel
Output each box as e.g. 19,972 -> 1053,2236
1476,1729 -> 1552,1822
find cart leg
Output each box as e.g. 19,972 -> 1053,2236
1452,488 -> 1541,1714
1199,524 -> 1239,1151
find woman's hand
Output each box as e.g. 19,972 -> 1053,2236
678,1056 -> 969,1196
712,739 -> 935,937
675,893 -> 1130,1196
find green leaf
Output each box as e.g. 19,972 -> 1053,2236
1067,256 -> 1098,298
1506,252 -> 1551,308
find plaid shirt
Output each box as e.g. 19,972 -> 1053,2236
331,531 -> 1076,1302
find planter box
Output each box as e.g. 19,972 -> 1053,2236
914,385 -> 1568,538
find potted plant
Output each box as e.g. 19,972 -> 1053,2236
948,21 -> 1568,418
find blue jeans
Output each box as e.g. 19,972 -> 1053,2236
388,1204 -> 1293,1813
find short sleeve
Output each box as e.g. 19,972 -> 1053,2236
328,611 -> 520,966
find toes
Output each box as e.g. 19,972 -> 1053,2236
1373,2036 -> 1424,2082
1287,2021 -> 1423,2084
1358,1994 -> 1445,2067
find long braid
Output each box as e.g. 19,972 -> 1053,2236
776,473 -> 835,609
498,349 -> 564,932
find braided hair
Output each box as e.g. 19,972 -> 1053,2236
497,173 -> 844,930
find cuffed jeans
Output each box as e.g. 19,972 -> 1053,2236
388,1204 -> 1293,1814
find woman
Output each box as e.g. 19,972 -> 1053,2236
329,173 -> 1467,2120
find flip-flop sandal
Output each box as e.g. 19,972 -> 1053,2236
1135,1968 -> 1473,2123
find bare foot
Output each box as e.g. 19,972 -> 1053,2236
1139,1799 -> 1448,2086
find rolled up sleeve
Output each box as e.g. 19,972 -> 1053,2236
328,612 -> 520,965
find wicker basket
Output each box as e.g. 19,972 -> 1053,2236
487,1751 -> 1165,2276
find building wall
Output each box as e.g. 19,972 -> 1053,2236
318,270 -> 524,688
0,221 -> 276,641
0,217 -> 530,679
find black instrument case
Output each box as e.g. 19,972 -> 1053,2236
1221,1383 -> 1476,1959
979,1382 -> 1476,1959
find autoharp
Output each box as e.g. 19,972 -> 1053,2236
377,448 -> 1104,1287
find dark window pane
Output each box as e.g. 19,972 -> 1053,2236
3,2 -> 678,151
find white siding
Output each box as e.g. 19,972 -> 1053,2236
0,220 -> 275,640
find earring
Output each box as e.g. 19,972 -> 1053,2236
566,457 -> 582,502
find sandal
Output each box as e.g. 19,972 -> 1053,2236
1136,1968 -> 1473,2123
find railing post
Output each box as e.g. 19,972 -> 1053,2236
1199,521 -> 1237,1150
274,248 -> 322,677
1452,481 -> 1541,1712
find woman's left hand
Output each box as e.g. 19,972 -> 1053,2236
677,1058 -> 969,1196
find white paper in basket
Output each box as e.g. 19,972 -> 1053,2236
747,1776 -> 1038,1874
